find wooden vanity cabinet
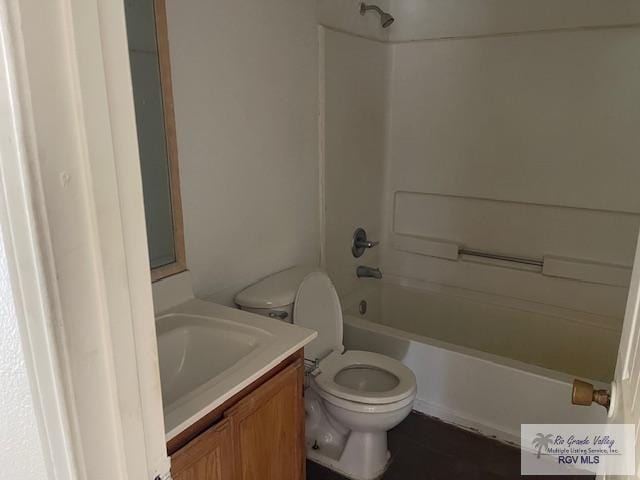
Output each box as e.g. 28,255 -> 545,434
171,418 -> 235,480
170,351 -> 305,480
225,360 -> 304,480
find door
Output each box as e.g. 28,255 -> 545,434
171,418 -> 235,480
225,361 -> 304,480
609,233 -> 640,478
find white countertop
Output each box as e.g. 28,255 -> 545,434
158,299 -> 316,441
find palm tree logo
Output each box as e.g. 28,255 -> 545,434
532,433 -> 554,459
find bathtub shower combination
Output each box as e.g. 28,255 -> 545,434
342,278 -> 613,444
318,0 -> 640,457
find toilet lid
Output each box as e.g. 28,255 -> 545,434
294,272 -> 343,360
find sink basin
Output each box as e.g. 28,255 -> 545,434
155,299 -> 316,440
156,313 -> 270,407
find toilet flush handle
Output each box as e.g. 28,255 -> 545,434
268,310 -> 288,320
304,358 -> 321,377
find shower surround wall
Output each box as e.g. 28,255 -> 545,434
323,30 -> 390,295
321,2 -> 640,322
384,26 -> 640,320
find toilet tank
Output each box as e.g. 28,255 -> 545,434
234,266 -> 321,323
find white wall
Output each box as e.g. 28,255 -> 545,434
318,0 -> 392,42
387,0 -> 640,42
0,232 -> 47,480
387,28 -> 640,213
166,0 -> 320,303
319,0 -> 640,42
323,29 -> 390,295
321,3 -> 640,322
164,0 -> 640,319
382,25 -> 640,319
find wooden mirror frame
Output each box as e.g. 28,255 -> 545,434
150,0 -> 186,282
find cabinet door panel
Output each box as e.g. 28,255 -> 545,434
172,418 -> 234,480
225,360 -> 304,480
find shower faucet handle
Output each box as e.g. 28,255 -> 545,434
356,239 -> 379,249
352,228 -> 379,258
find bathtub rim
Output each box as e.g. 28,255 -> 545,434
343,313 -> 609,390
342,274 -> 623,333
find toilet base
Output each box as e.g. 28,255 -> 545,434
305,389 -> 392,480
306,433 -> 391,480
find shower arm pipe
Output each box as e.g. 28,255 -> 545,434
360,3 -> 385,16
360,2 -> 395,28
458,248 -> 544,267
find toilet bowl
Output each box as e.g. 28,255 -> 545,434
235,267 -> 417,480
307,350 -> 416,480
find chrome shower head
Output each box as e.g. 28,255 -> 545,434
380,12 -> 395,28
360,2 -> 395,28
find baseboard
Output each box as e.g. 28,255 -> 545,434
412,397 -> 521,447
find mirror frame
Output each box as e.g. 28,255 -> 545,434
149,0 -> 186,282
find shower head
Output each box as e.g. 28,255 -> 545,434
360,2 -> 395,28
380,12 -> 395,28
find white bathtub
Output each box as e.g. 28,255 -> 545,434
341,279 -> 617,445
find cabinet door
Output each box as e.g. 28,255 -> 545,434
171,418 -> 235,480
225,360 -> 304,480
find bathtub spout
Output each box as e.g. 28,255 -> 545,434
357,266 -> 382,279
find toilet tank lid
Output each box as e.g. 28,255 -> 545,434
234,266 -> 322,309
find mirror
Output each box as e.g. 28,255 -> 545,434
124,0 -> 186,281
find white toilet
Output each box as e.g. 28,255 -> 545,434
235,267 -> 417,480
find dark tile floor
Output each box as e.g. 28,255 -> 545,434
306,412 -> 592,480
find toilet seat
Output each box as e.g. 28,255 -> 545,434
314,350 -> 416,405
293,270 -> 416,412
294,272 -> 343,361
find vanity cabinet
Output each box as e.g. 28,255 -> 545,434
226,361 -> 304,480
169,351 -> 305,480
171,419 -> 235,480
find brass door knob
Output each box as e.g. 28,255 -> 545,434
572,379 -> 610,410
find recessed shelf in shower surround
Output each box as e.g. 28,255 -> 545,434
391,191 -> 639,287
392,232 -> 632,287
393,191 -> 640,264
392,234 -> 459,261
542,256 -> 631,288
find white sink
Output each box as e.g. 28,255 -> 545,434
155,299 -> 317,440
157,313 -> 270,406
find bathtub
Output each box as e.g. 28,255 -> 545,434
340,278 -> 618,445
